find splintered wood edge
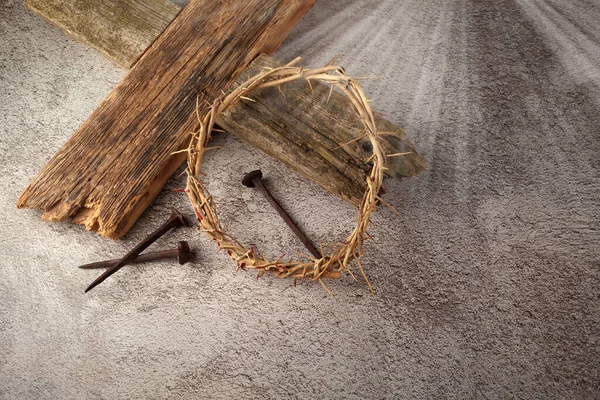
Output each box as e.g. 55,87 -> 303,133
21,151 -> 186,239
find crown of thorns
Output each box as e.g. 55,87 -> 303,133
185,57 -> 406,294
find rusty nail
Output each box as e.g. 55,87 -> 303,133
84,208 -> 189,293
78,241 -> 193,269
242,170 -> 321,259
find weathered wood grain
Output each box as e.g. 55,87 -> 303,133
25,0 -> 181,68
18,0 -> 317,239
224,54 -> 425,204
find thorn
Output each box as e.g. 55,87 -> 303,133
346,267 -> 358,281
325,54 -> 339,67
353,253 -> 374,295
170,148 -> 189,155
327,84 -> 334,103
276,85 -> 286,98
331,133 -> 369,150
319,278 -> 334,296
387,152 -> 413,157
307,79 -> 314,94
204,146 -> 222,151
377,196 -> 400,216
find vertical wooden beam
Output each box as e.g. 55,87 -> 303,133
18,0 -> 317,239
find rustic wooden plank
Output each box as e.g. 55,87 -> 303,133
24,0 -> 424,184
25,0 -> 181,68
18,0 -> 317,239
223,54 -> 425,205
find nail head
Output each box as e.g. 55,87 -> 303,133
177,241 -> 192,264
241,170 -> 263,188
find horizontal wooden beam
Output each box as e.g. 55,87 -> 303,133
223,54 -> 424,204
25,0 -> 181,68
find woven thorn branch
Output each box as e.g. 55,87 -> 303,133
185,56 -> 401,294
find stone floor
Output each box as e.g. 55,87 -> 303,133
1,0 -> 599,398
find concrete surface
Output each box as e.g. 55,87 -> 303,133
1,0 -> 599,398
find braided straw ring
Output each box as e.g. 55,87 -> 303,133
185,57 -> 392,294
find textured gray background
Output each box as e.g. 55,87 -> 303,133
1,0 -> 599,398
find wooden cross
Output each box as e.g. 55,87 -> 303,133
18,0 -> 424,239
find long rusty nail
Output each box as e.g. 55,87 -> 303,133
84,209 -> 189,293
242,170 -> 321,259
79,241 -> 192,269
